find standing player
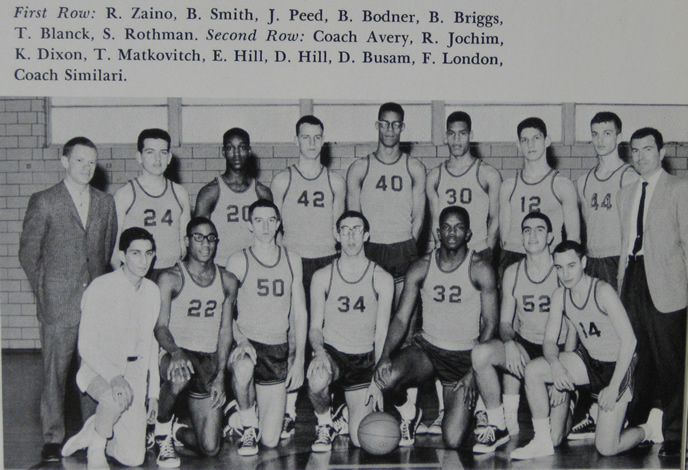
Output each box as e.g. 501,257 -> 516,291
226,200 -> 308,456
471,212 -> 571,453
511,241 -> 646,460
61,228 -> 160,468
271,116 -> 346,438
498,117 -> 579,279
426,110 -> 501,435
153,217 -> 237,468
346,102 -> 426,302
113,129 -> 191,272
572,112 -> 637,439
375,206 -> 499,448
195,128 -> 272,266
307,211 -> 394,451
428,111 -> 502,259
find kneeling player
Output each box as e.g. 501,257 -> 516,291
471,212 -> 572,453
307,211 -> 394,451
511,241 -> 647,460
375,206 -> 498,448
153,218 -> 237,467
226,200 -> 308,456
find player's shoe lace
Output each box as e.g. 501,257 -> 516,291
156,434 -> 180,468
280,414 -> 296,439
238,427 -> 259,456
473,425 -> 510,453
473,410 -> 489,435
311,424 -> 337,452
331,404 -> 349,436
399,408 -> 423,447
568,413 -> 596,440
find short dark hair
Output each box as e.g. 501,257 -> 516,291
521,212 -> 553,233
223,127 -> 250,148
439,206 -> 470,229
248,199 -> 280,221
378,102 -> 405,121
137,128 -> 171,152
553,240 -> 586,259
630,127 -> 664,150
119,226 -> 155,252
62,136 -> 97,158
517,117 -> 547,139
186,216 -> 216,237
336,210 -> 370,233
446,111 -> 472,132
590,112 -> 622,134
296,115 -> 324,135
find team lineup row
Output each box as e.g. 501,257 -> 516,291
18,103 -> 687,467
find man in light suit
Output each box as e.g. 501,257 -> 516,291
19,136 -> 118,463
617,127 -> 688,459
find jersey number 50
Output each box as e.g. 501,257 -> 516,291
257,278 -> 285,297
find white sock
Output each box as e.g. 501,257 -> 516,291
239,404 -> 259,429
503,394 -> 520,423
532,418 -> 550,440
286,391 -> 298,418
89,430 -> 107,453
589,402 -> 599,422
316,409 -> 334,427
487,407 -> 507,430
639,423 -> 653,442
435,380 -> 444,411
475,395 -> 486,414
396,400 -> 417,421
155,418 -> 173,437
406,387 -> 418,404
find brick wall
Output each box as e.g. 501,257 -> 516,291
1,96 -> 687,349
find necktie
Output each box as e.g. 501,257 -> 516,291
632,182 -> 648,255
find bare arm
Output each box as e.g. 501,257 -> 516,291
498,178 -> 514,247
111,185 -> 133,269
346,159 -> 366,211
498,264 -> 518,342
270,170 -> 290,215
286,251 -> 308,391
426,166 -> 441,245
408,158 -> 427,242
471,255 -> 498,343
193,180 -> 219,217
372,266 -> 394,362
256,181 -> 273,201
175,183 -> 191,261
481,165 -> 503,250
555,175 -> 581,243
543,288 -> 575,391
330,172 -> 347,233
209,269 -> 238,408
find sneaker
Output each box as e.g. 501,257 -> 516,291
311,424 -> 337,452
511,437 -> 555,460
567,412 -> 596,440
473,410 -> 488,436
417,422 -> 429,435
62,416 -> 95,457
280,414 -> 296,439
146,426 -> 155,450
473,425 -> 510,454
332,404 -> 349,436
156,434 -> 180,468
428,410 -> 444,435
223,400 -> 244,439
399,408 -> 423,447
237,427 -> 259,457
171,419 -> 188,448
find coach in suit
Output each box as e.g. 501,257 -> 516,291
18,136 -> 117,463
617,127 -> 688,459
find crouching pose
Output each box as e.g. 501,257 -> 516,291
153,218 -> 237,468
374,206 -> 498,448
226,199 -> 308,456
62,228 -> 160,468
512,241 -> 647,460
307,211 -> 394,452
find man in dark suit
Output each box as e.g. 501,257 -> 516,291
19,136 -> 118,463
617,127 -> 688,459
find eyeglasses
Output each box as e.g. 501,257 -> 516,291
190,233 -> 219,243
377,120 -> 403,131
339,226 -> 364,236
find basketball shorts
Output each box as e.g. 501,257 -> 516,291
324,343 -> 375,392
411,334 -> 472,387
574,345 -> 636,401
584,256 -> 619,289
247,339 -> 289,386
498,249 -> 526,284
514,334 -> 565,361
160,349 -> 218,399
365,239 -> 417,282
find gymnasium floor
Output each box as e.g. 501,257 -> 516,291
2,351 -> 677,469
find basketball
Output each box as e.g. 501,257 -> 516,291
357,412 -> 401,455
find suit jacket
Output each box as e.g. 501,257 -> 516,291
617,170 -> 688,313
19,180 -> 117,327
